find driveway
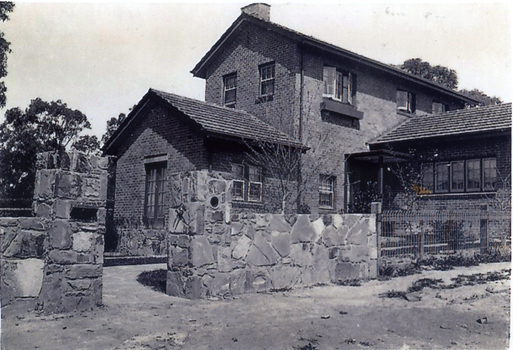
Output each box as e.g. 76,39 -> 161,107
1,262 -> 510,349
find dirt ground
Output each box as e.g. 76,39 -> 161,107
1,262 -> 510,350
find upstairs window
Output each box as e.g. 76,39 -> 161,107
259,63 -> 275,96
232,164 -> 263,202
323,66 -> 354,105
432,102 -> 448,114
223,73 -> 237,108
144,161 -> 167,227
319,175 -> 335,208
397,90 -> 416,114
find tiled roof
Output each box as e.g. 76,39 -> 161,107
151,89 -> 302,148
371,103 -> 512,145
192,13 -> 477,104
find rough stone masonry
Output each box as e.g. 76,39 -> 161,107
1,151 -> 110,314
166,170 -> 378,299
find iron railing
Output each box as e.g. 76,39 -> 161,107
377,209 -> 511,259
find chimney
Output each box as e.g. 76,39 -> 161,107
241,3 -> 271,22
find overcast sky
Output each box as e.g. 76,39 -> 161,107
1,2 -> 511,139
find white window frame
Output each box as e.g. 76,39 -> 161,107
323,66 -> 354,105
319,175 -> 335,208
223,73 -> 237,108
259,63 -> 275,97
232,164 -> 263,202
248,165 -> 262,202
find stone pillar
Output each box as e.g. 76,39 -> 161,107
34,151 -> 109,313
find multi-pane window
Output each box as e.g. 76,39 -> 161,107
450,161 -> 465,192
397,90 -> 416,113
259,63 -> 275,96
323,66 -> 354,104
421,157 -> 498,194
319,175 -> 335,208
466,159 -> 481,191
223,73 -> 237,108
435,163 -> 450,193
432,102 -> 447,114
232,164 -> 245,200
483,158 -> 498,191
232,164 -> 262,202
421,163 -> 434,192
145,162 -> 167,227
248,166 -> 262,202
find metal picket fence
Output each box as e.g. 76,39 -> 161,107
377,209 -> 511,259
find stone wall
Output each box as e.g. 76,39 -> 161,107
166,170 -> 377,298
1,151 -> 109,314
167,213 -> 377,299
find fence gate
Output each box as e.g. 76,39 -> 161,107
376,208 -> 511,261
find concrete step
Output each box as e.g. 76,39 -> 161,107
103,254 -> 166,267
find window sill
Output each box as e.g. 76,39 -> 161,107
319,205 -> 335,211
419,191 -> 497,198
255,94 -> 274,104
231,200 -> 264,209
321,98 -> 363,120
396,110 -> 416,118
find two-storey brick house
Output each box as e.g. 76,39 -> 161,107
191,3 -> 477,214
103,3 -> 482,255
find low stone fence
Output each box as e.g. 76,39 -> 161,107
167,213 -> 377,299
1,151 -> 108,314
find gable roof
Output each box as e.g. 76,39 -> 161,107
191,12 -> 478,105
370,103 -> 512,146
103,88 -> 303,154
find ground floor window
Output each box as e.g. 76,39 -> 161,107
144,161 -> 167,227
232,164 -> 262,202
421,157 -> 498,194
319,175 -> 335,208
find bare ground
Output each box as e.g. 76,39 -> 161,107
1,262 -> 510,350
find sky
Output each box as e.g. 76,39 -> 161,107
1,1 -> 511,140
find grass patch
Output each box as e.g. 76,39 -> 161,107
336,278 -> 362,287
136,269 -> 167,293
381,269 -> 510,298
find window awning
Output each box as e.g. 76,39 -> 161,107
345,149 -> 411,164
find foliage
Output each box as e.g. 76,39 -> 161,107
0,2 -> 14,108
101,112 -> 126,146
458,88 -> 503,106
0,98 -> 93,200
244,139 -> 302,214
400,58 -> 458,90
347,180 -> 381,213
72,134 -> 101,155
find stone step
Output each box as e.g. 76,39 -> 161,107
103,254 -> 166,267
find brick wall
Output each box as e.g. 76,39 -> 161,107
201,20 -> 468,215
114,103 -> 208,225
204,23 -> 301,137
378,133 -> 511,211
